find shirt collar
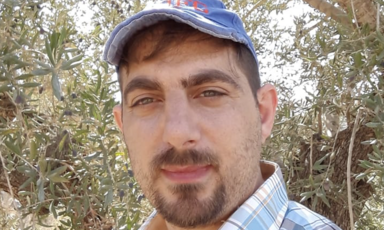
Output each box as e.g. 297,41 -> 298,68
140,161 -> 288,230
219,161 -> 288,230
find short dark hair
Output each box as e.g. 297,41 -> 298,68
118,20 -> 261,103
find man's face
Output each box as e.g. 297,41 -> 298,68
114,31 -> 277,228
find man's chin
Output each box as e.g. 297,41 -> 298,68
152,183 -> 226,228
158,198 -> 220,228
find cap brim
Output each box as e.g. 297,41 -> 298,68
103,5 -> 250,66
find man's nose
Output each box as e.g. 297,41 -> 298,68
162,94 -> 201,150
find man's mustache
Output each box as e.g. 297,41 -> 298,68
151,148 -> 220,171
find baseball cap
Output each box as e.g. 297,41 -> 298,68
103,0 -> 258,68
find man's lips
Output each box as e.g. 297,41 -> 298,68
161,165 -> 212,183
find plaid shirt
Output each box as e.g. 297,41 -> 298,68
139,161 -> 341,230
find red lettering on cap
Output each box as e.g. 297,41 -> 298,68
193,1 -> 209,13
184,0 -> 193,5
166,0 -> 209,14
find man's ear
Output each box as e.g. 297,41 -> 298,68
113,104 -> 123,132
257,84 -> 278,143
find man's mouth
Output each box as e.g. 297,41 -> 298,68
161,165 -> 212,184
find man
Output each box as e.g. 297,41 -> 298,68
104,0 -> 341,229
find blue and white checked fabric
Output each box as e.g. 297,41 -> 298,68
139,161 -> 341,230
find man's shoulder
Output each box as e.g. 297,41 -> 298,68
280,201 -> 341,230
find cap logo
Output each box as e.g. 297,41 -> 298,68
166,0 -> 209,14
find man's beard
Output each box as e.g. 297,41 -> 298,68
148,148 -> 226,228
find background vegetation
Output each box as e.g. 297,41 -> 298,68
0,0 -> 383,229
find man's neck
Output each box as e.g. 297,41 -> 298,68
147,213 -> 225,230
165,221 -> 224,230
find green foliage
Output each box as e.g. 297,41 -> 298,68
262,1 -> 384,229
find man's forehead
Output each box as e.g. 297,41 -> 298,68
125,40 -> 237,78
125,22 -> 229,63
118,21 -> 245,91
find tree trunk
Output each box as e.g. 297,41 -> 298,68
290,123 -> 375,229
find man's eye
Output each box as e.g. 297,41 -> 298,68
132,98 -> 156,107
199,90 -> 224,97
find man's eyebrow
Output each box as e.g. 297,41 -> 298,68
181,69 -> 241,90
123,77 -> 162,103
